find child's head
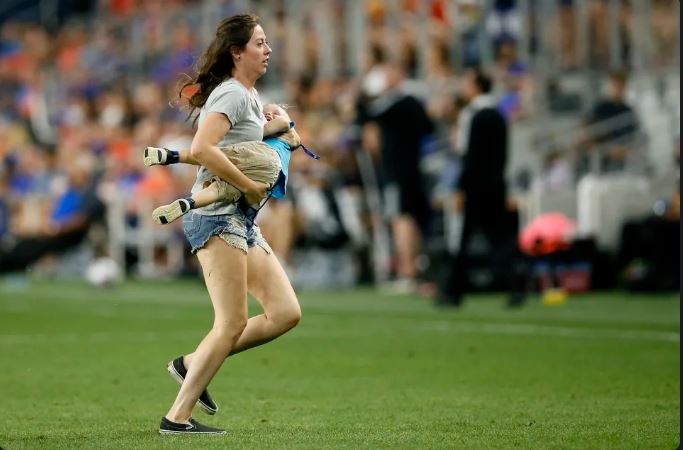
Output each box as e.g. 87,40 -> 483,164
263,103 -> 290,121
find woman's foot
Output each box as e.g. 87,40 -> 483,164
159,417 -> 225,435
167,356 -> 219,415
153,199 -> 193,225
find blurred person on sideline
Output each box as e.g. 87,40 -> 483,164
618,136 -> 679,292
156,14 -> 301,435
577,70 -> 640,176
436,68 -> 525,308
358,58 -> 434,292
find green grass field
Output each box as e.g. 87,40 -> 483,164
0,279 -> 679,449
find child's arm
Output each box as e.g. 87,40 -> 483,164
264,115 -> 291,137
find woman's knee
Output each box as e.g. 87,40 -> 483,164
213,317 -> 248,348
273,300 -> 301,331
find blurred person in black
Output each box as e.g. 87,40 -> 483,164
358,58 -> 434,291
618,136 -> 680,292
437,68 -> 524,307
578,70 -> 640,176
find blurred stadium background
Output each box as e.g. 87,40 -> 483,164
0,0 -> 679,293
0,0 -> 679,448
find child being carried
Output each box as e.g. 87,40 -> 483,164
144,104 -> 318,224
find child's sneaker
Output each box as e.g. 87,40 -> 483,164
144,147 -> 171,166
153,199 -> 193,225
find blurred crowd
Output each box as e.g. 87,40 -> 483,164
0,0 -> 679,293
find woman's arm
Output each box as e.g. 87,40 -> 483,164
263,115 -> 290,137
190,112 -> 269,203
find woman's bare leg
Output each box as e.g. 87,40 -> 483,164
165,237 -> 248,423
183,245 -> 300,367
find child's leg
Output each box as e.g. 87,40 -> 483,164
152,181 -> 235,225
153,142 -> 281,225
222,142 -> 282,193
191,181 -> 222,208
144,147 -> 199,166
179,151 -> 199,165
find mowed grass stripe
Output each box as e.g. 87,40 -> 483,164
0,319 -> 678,344
1,280 -> 679,332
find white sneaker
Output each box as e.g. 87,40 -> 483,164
381,278 -> 418,295
144,147 -> 170,166
153,199 -> 192,225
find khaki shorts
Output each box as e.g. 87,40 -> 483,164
207,142 -> 281,203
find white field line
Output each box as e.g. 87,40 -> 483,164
0,321 -> 678,344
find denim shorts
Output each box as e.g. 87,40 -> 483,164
182,209 -> 272,255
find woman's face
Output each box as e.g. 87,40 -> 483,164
236,25 -> 272,78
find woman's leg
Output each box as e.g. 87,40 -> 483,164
258,201 -> 298,262
234,245 -> 301,353
165,237 -> 248,423
183,245 -> 300,367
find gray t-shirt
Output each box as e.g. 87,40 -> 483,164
191,78 -> 265,215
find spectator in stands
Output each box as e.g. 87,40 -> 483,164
0,154 -> 103,273
437,68 -> 524,307
578,70 -> 640,176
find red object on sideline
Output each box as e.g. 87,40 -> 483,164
519,212 -> 577,256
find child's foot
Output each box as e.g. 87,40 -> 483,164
144,147 -> 171,166
153,199 -> 193,225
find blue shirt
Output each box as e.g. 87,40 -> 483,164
264,137 -> 291,199
51,188 -> 85,226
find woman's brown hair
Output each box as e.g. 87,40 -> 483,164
179,14 -> 261,125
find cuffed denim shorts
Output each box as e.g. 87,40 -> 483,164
182,208 -> 272,255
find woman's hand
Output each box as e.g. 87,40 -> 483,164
243,180 -> 270,204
